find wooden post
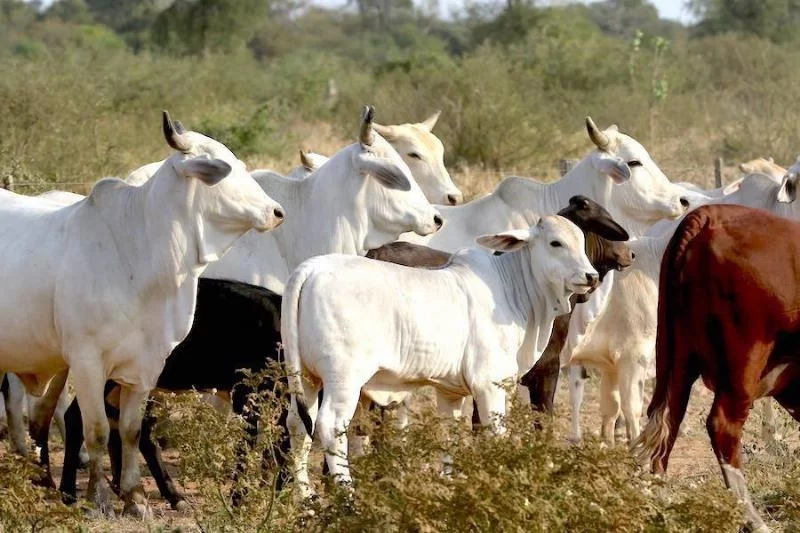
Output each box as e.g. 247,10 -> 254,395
2,175 -> 13,192
559,159 -> 578,177
714,157 -> 723,189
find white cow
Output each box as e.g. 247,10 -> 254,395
562,165 -> 800,444
203,106 -> 442,293
373,111 -> 463,205
284,216 -> 598,495
561,229 -> 672,443
401,117 -> 689,254
0,111 -> 283,517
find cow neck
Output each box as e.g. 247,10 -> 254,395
491,248 -> 560,365
262,168 -> 370,270
498,158 -> 612,221
628,232 -> 672,281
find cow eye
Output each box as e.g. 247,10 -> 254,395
408,152 -> 423,160
550,241 -> 563,248
628,160 -> 643,167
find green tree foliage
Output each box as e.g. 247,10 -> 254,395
150,0 -> 270,55
688,0 -> 800,42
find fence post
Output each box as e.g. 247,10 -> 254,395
714,157 -> 723,189
2,175 -> 13,192
559,159 -> 578,177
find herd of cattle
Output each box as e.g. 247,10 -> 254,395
0,105 -> 798,531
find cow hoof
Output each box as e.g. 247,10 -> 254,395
173,500 -> 191,514
123,501 -> 152,520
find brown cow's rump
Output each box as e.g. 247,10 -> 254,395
634,204 -> 800,533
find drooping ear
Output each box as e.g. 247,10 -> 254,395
356,153 -> 411,191
777,174 -> 798,203
590,152 -> 631,184
179,158 -> 232,186
373,123 -> 399,141
419,110 -> 441,132
586,216 -> 629,241
476,228 -> 531,252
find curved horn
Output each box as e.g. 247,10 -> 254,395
360,105 -> 376,147
585,116 -> 610,151
162,110 -> 192,153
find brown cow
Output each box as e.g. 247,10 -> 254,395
634,204 -> 800,533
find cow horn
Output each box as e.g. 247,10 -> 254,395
162,110 -> 192,153
299,149 -> 314,170
360,105 -> 376,147
585,116 -> 610,151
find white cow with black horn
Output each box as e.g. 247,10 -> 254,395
284,215 -> 598,495
0,111 -> 283,517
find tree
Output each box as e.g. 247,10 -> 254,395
588,0 -> 672,38
151,0 -> 270,55
688,0 -> 800,42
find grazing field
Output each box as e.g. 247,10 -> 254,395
2,366 -> 798,532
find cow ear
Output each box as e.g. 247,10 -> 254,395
476,229 -> 531,252
300,149 -> 328,172
357,154 -> 411,191
739,162 -> 753,175
588,217 -> 630,241
180,158 -> 232,186
777,174 -> 798,203
419,110 -> 441,132
590,152 -> 631,184
373,123 -> 398,141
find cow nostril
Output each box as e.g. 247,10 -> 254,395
273,207 -> 285,220
631,252 -> 636,260
433,214 -> 444,229
679,197 -> 690,208
447,194 -> 458,206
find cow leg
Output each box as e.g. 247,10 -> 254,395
4,373 -> 29,456
138,399 -> 187,511
435,392 -> 463,475
707,392 -> 767,532
316,386 -> 360,489
70,364 -> 114,516
288,382 -> 320,500
59,397 -> 83,503
619,360 -> 644,442
231,383 -> 259,507
473,387 -> 507,436
29,370 -> 68,488
599,369 -> 621,445
117,386 -> 151,519
567,365 -> 585,442
349,398 -> 373,460
759,399 -> 777,444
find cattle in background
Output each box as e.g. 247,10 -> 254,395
558,230 -> 672,443
60,279 -> 285,511
0,111 -> 283,517
203,106 -> 443,294
738,156 -> 786,181
373,111 -> 462,205
284,216 -> 598,497
401,117 -> 689,254
634,204 -> 800,533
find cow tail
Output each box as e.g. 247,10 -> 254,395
633,209 -> 709,469
282,262 -> 315,437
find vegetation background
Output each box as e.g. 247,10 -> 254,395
1,0 -> 799,531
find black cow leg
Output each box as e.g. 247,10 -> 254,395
137,400 -> 186,510
271,404 -> 292,491
59,398 -> 83,504
231,386 -> 258,507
